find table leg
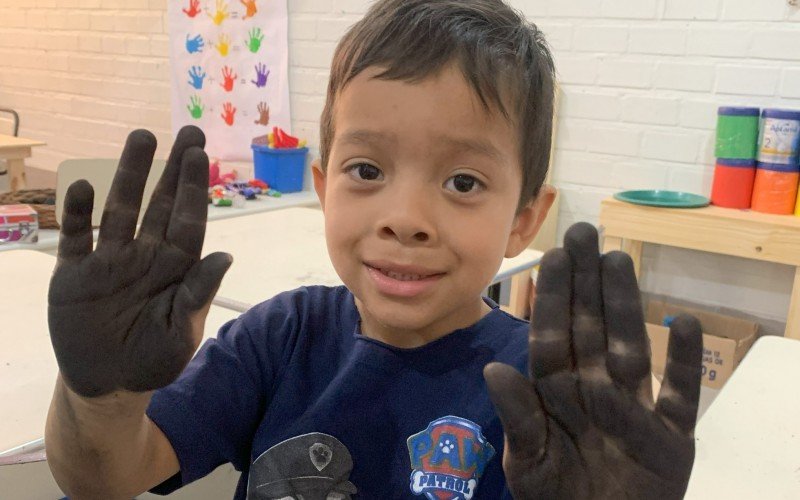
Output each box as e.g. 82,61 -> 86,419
622,239 -> 643,279
602,235 -> 623,253
785,267 -> 800,340
507,269 -> 532,319
6,158 -> 26,191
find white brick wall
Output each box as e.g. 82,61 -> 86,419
2,0 -> 800,323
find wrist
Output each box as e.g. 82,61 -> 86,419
56,375 -> 153,420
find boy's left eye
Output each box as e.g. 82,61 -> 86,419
444,174 -> 483,194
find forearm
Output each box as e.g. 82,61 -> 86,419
45,375 -> 171,499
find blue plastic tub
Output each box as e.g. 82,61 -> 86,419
251,145 -> 308,193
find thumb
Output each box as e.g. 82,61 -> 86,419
484,362 -> 546,463
174,252 -> 233,315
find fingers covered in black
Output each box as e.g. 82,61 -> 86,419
174,252 -> 233,314
564,223 -> 606,373
656,314 -> 702,434
97,129 -> 157,246
166,146 -> 209,257
484,362 -> 546,463
139,125 -> 206,241
530,249 -> 573,379
601,251 -> 652,394
58,180 -> 94,261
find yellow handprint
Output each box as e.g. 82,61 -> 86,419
214,33 -> 231,56
207,0 -> 229,26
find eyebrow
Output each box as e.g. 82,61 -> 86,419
337,129 -> 506,163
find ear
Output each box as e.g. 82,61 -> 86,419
311,159 -> 326,211
505,184 -> 556,258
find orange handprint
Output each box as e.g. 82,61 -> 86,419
220,66 -> 237,92
221,102 -> 236,126
207,0 -> 229,26
182,0 -> 201,17
241,0 -> 257,19
254,102 -> 270,126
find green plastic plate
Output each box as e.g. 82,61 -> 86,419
613,190 -> 710,208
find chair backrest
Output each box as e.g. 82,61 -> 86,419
0,108 -> 19,136
56,158 -> 167,227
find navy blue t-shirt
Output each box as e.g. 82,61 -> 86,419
146,285 -> 530,499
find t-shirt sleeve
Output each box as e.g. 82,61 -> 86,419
145,293 -> 297,494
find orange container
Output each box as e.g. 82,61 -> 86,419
711,158 -> 756,209
750,163 -> 800,215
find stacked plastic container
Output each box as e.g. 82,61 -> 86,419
751,109 -> 800,215
711,107 -> 760,209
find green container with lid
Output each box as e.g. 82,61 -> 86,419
715,107 -> 760,160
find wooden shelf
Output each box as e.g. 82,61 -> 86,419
599,197 -> 800,339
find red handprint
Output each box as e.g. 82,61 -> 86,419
182,0 -> 201,17
221,102 -> 236,126
241,0 -> 257,19
220,66 -> 237,92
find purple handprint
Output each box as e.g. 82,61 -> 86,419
251,63 -> 270,88
186,34 -> 204,54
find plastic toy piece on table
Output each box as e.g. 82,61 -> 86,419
209,160 -> 238,187
212,197 -> 233,207
266,189 -> 282,197
249,179 -> 269,190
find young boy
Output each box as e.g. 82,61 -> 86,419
46,0 -> 702,498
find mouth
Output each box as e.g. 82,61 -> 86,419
364,262 -> 446,298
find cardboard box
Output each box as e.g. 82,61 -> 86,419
645,300 -> 758,390
0,204 -> 38,244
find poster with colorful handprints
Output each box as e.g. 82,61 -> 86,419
168,0 -> 289,160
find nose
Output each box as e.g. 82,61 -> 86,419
378,181 -> 437,245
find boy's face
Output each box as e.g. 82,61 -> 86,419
314,64 -> 551,347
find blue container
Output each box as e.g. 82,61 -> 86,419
251,145 -> 308,193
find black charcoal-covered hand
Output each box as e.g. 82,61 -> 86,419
48,126 -> 232,398
484,222 -> 702,499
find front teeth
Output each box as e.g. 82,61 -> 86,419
384,270 -> 423,281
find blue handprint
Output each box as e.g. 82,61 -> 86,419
252,63 -> 270,88
188,66 -> 206,89
186,34 -> 204,54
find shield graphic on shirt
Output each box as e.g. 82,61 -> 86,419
407,416 -> 495,500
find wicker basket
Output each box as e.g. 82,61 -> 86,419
0,188 -> 59,229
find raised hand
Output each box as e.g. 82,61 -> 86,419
188,65 -> 206,90
220,66 -> 237,92
254,102 -> 270,126
185,34 -> 204,54
187,95 -> 204,119
48,126 -> 232,398
251,63 -> 269,88
221,102 -> 236,126
484,222 -> 702,499
241,0 -> 258,19
246,27 -> 264,53
207,0 -> 229,26
182,0 -> 201,17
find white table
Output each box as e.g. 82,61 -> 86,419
203,207 -> 544,315
0,190 -> 320,253
686,336 -> 800,499
0,250 -> 241,457
0,134 -> 45,192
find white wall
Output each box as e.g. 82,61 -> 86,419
1,0 -> 798,326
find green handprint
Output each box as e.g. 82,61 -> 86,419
246,27 -> 264,53
187,95 -> 204,119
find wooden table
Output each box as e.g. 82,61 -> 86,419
686,336 -> 800,498
599,197 -> 800,340
0,134 -> 45,191
204,207 -> 543,317
0,250 -> 241,457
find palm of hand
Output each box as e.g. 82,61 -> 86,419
485,223 -> 702,500
48,127 -> 232,398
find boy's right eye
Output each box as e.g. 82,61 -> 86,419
345,162 -> 383,182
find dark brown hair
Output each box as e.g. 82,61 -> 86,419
319,0 -> 555,212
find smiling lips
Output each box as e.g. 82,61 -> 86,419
365,261 -> 445,298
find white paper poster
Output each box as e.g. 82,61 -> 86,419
168,0 -> 291,161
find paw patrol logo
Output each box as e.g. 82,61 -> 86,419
407,416 -> 495,500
